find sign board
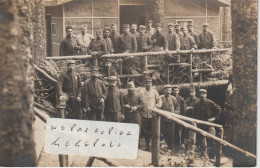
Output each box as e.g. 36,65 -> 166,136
44,118 -> 139,159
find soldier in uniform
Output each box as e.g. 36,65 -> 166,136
131,23 -> 140,38
180,28 -> 197,50
77,24 -> 95,55
119,24 -> 137,53
146,20 -> 155,37
136,25 -> 152,52
104,76 -> 124,122
109,23 -> 121,54
199,23 -> 217,49
167,23 -> 180,51
160,84 -> 179,151
175,23 -> 183,39
103,27 -> 114,54
172,85 -> 186,151
59,26 -> 81,56
140,78 -> 162,150
187,23 -> 200,47
151,23 -> 168,51
88,30 -> 106,66
82,67 -> 107,121
57,60 -> 82,119
193,89 -> 222,161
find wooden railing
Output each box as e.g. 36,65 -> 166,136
151,108 -> 256,167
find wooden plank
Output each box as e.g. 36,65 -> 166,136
151,114 -> 160,166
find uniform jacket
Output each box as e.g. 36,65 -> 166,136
105,87 -> 124,113
77,33 -> 95,54
57,71 -> 82,98
180,35 -> 197,50
199,31 -> 216,49
167,32 -> 180,50
87,39 -> 106,55
151,32 -> 168,50
146,27 -> 155,37
176,31 -> 183,39
136,33 -> 152,52
82,78 -> 107,110
189,31 -> 200,47
174,95 -> 186,116
119,32 -> 137,53
185,96 -> 199,118
109,32 -> 121,53
160,95 -> 179,113
59,36 -> 79,56
103,37 -> 114,54
193,98 -> 222,121
123,92 -> 144,114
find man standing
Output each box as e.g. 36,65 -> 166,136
57,60 -> 82,119
104,76 -> 124,122
172,85 -> 186,151
140,78 -> 162,150
88,30 -> 106,66
160,84 -> 179,151
131,24 -> 140,38
83,67 -> 107,121
60,26 -> 81,56
123,81 -> 143,126
151,23 -> 168,51
167,23 -> 180,51
187,23 -> 200,47
193,89 -> 222,161
146,20 -> 155,37
109,23 -> 121,53
180,28 -> 197,50
136,25 -> 152,52
119,24 -> 137,53
175,23 -> 183,39
199,23 -> 217,49
103,27 -> 114,54
77,24 -> 95,55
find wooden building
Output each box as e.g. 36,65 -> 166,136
45,0 -> 231,56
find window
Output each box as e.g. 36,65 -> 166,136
51,23 -> 56,35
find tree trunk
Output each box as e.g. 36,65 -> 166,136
0,0 -> 36,166
231,0 -> 257,166
149,0 -> 164,29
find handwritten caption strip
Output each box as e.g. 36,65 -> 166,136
44,118 -> 139,159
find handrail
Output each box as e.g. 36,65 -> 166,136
152,108 -> 256,160
46,48 -> 231,60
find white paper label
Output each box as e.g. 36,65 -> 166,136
44,118 -> 139,159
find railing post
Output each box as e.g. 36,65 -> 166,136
189,53 -> 193,83
210,52 -> 213,65
215,127 -> 224,166
93,56 -> 98,66
166,65 -> 170,84
143,55 -> 148,85
152,113 -> 160,167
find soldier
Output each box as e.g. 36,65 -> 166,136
160,84 -> 179,151
57,60 -> 82,119
102,58 -> 118,77
146,20 -> 155,37
199,23 -> 217,49
187,23 -> 200,47
119,24 -> 137,53
88,30 -> 106,66
109,23 -> 121,53
82,66 -> 107,121
131,23 -> 140,38
180,28 -> 197,50
174,23 -> 183,39
172,85 -> 186,151
123,81 -> 143,126
103,27 -> 114,54
136,25 -> 152,52
185,87 -> 199,152
193,89 -> 222,161
104,76 -> 124,122
60,26 -> 81,56
140,78 -> 162,150
151,23 -> 168,51
77,24 -> 95,55
167,23 -> 180,51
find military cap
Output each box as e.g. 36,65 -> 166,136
107,76 -> 117,81
104,58 -> 113,63
187,23 -> 193,27
172,85 -> 179,89
199,89 -> 207,93
168,23 -> 174,27
139,25 -> 146,29
203,23 -> 209,27
96,30 -> 102,35
123,24 -> 130,28
131,23 -> 137,26
91,66 -> 99,71
145,78 -> 152,82
164,84 -> 172,88
127,81 -> 135,87
103,27 -> 110,31
148,20 -> 153,23
155,23 -> 161,28
174,23 -> 180,27
189,87 -> 196,92
111,23 -> 117,27
67,60 -> 75,65
66,25 -> 73,31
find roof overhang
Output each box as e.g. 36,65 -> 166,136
44,0 -> 73,6
216,0 -> 231,6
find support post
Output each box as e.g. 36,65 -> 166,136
189,53 -> 193,83
143,55 -> 148,85
59,109 -> 69,167
210,52 -> 213,65
152,113 -> 160,166
215,128 -> 224,166
166,66 -> 169,84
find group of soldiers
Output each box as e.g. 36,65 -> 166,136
57,59 -> 222,162
59,20 -> 217,57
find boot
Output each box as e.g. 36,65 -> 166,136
59,155 -> 68,167
201,146 -> 209,159
59,108 -> 66,118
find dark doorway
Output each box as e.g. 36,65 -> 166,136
120,5 -> 147,33
45,14 -> 52,56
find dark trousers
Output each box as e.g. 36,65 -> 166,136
161,119 -> 174,149
89,108 -> 104,121
57,94 -> 81,119
105,112 -> 122,122
141,116 -> 152,145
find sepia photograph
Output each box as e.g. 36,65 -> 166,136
0,0 -> 257,167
